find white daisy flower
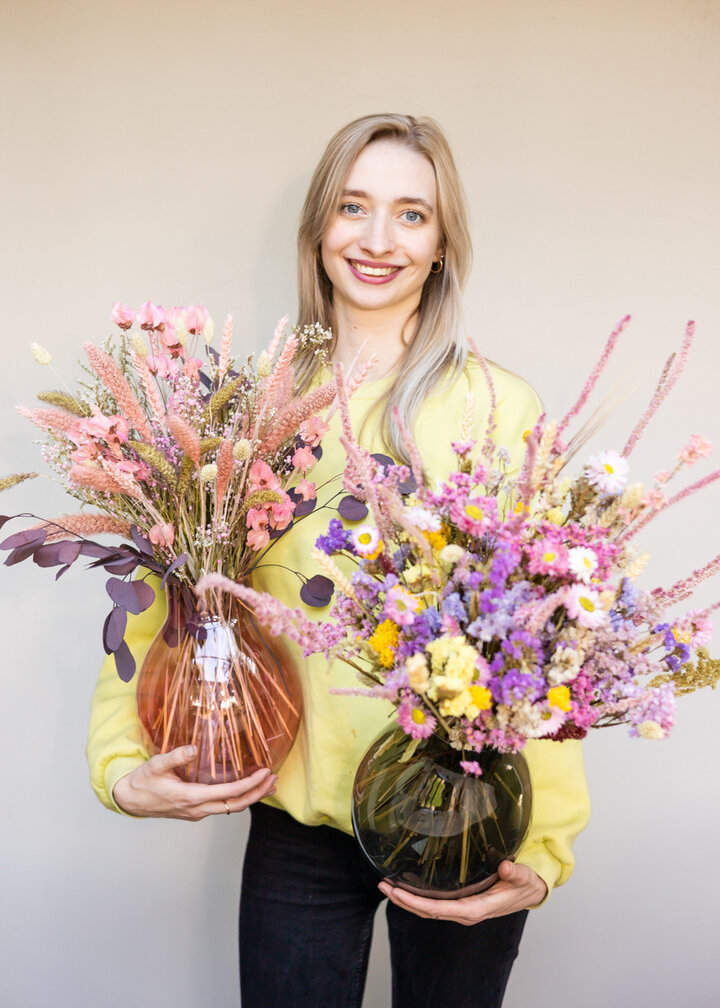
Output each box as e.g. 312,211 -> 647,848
585,450 -> 629,495
568,546 -> 598,583
351,525 -> 381,557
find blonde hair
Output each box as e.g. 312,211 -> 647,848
295,113 -> 473,464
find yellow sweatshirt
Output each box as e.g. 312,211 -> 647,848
87,359 -> 590,894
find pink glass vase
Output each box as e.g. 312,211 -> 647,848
136,585 -> 302,783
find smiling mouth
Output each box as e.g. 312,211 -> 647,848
349,259 -> 402,277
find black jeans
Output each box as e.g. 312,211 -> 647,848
239,803 -> 528,1008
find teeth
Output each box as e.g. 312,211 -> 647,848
351,261 -> 398,276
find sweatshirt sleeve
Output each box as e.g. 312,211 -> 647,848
514,739 -> 591,900
85,579 -> 166,812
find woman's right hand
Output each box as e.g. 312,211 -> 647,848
112,745 -> 278,820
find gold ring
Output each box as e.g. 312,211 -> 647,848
223,800 -> 231,815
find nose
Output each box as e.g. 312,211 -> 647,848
359,211 -> 396,258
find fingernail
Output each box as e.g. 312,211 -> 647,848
259,767 -> 272,778
185,746 -> 196,759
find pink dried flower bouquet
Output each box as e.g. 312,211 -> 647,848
1,302 -> 338,683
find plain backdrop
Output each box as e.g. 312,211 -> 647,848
2,1 -> 719,1006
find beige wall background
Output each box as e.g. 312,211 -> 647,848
2,1 -> 719,1005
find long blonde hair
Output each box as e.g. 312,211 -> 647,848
295,113 -> 473,463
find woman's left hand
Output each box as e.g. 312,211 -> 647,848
378,860 -> 547,926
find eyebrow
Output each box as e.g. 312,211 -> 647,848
341,189 -> 435,214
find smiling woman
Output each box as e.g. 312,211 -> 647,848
86,113 -> 589,1008
320,141 -> 443,328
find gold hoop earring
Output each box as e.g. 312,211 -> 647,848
430,255 -> 444,274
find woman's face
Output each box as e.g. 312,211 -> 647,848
320,139 -> 443,321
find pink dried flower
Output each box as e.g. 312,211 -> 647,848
248,459 -> 280,491
678,433 -> 713,466
17,405 -> 78,434
247,526 -> 271,551
115,459 -> 152,481
69,464 -> 143,500
146,354 -> 180,378
33,513 -> 132,542
136,301 -> 166,330
83,407 -> 130,446
216,439 -> 234,508
267,315 -> 288,361
299,416 -> 330,448
459,760 -> 483,776
258,383 -> 336,455
83,343 -> 154,442
622,321 -> 694,458
218,315 -> 233,380
346,355 -> 380,396
111,302 -> 134,329
526,539 -> 570,577
183,357 -> 203,380
260,333 -> 299,411
268,497 -> 294,530
292,445 -> 317,472
185,304 -> 209,335
167,413 -> 202,467
148,522 -> 175,547
384,585 -> 421,626
295,479 -> 316,502
466,336 -> 498,460
397,702 -> 436,739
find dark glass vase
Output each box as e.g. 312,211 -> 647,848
136,585 -> 302,784
352,726 -> 532,898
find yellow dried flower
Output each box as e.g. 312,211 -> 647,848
367,619 -> 400,668
30,342 -> 52,365
257,350 -> 272,379
0,472 -> 39,493
406,653 -> 429,692
637,720 -> 664,740
200,463 -> 218,484
424,530 -> 447,551
547,685 -> 572,712
468,684 -> 492,711
203,317 -> 215,344
129,332 -> 148,358
233,439 -> 252,462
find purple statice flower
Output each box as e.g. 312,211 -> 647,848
396,607 -> 441,660
465,568 -> 486,591
489,542 -> 522,589
350,570 -> 382,607
654,622 -> 691,672
315,518 -> 353,554
490,668 -> 545,705
392,541 -> 414,573
440,591 -> 467,625
467,581 -> 533,643
627,684 -> 676,737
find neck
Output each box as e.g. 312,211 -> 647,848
330,303 -> 418,381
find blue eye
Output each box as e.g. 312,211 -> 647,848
402,209 -> 425,223
341,203 -> 362,216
